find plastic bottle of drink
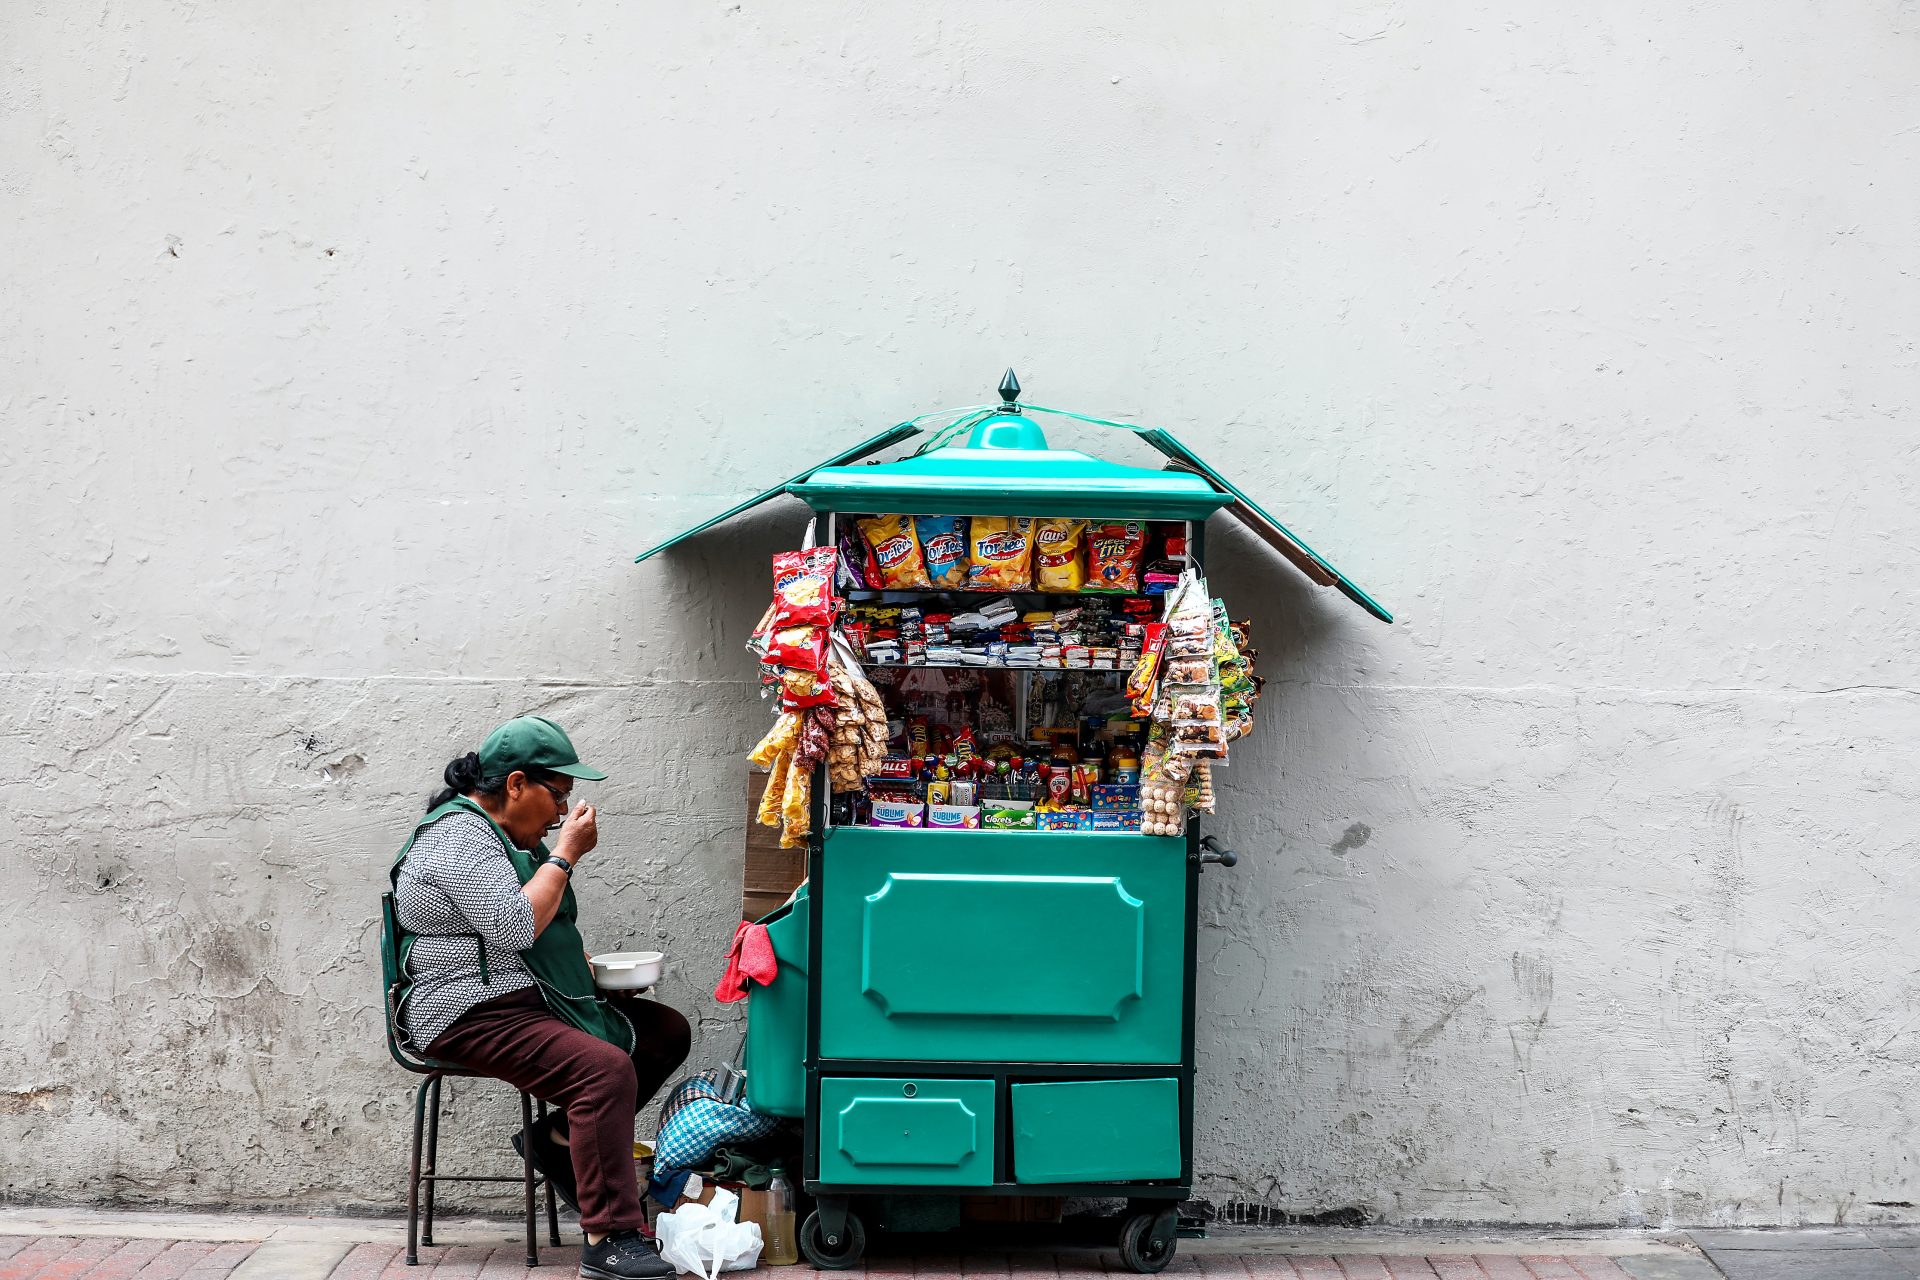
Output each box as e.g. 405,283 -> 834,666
762,1166 -> 799,1265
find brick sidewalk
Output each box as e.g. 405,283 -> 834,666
0,1237 -> 1649,1279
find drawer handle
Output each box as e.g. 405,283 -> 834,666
902,1083 -> 918,1098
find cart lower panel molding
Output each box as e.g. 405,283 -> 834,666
818,829 -> 1187,1064
817,1077 -> 996,1186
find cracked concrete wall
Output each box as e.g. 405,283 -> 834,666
4,0 -> 1917,1228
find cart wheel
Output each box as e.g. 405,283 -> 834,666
1118,1211 -> 1176,1274
800,1209 -> 867,1270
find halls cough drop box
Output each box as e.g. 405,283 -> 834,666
636,373 -> 1390,1272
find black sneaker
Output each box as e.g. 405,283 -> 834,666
580,1228 -> 674,1280
511,1118 -> 581,1214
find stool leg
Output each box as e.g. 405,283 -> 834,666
521,1090 -> 538,1266
539,1097 -> 561,1245
422,1074 -> 442,1246
406,1075 -> 431,1266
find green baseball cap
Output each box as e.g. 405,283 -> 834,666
478,715 -> 608,781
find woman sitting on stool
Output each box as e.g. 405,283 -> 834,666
390,716 -> 686,1280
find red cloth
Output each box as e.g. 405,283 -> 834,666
712,921 -> 778,1004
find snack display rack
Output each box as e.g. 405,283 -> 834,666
637,374 -> 1389,1271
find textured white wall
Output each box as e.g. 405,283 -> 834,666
4,0 -> 1918,1226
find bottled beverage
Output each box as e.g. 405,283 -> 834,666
762,1167 -> 799,1265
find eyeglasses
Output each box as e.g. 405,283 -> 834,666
536,780 -> 574,811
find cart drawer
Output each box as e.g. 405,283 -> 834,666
1010,1078 -> 1182,1184
819,828 -> 1186,1063
817,1077 -> 995,1187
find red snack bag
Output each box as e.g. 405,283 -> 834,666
766,624 -> 828,671
1085,522 -> 1146,593
772,547 -> 839,627
779,665 -> 838,711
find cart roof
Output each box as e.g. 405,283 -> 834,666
633,409 -> 1391,624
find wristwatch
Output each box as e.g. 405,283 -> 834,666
543,854 -> 575,878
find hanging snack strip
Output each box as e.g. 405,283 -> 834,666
746,529 -> 850,847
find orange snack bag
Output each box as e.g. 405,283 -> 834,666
1085,521 -> 1146,593
966,517 -> 1034,590
1032,518 -> 1087,592
857,514 -> 932,590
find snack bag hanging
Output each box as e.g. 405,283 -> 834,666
771,547 -> 838,627
857,515 -> 932,590
966,516 -> 1034,590
1085,522 -> 1146,593
1032,518 -> 1088,592
916,516 -> 970,589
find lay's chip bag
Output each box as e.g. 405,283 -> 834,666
857,514 -> 932,590
916,516 -> 970,589
1032,518 -> 1087,592
966,516 -> 1034,590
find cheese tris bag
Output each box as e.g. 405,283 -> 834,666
916,516 -> 969,589
1085,521 -> 1146,592
966,516 -> 1035,590
1032,518 -> 1087,592
857,514 -> 932,589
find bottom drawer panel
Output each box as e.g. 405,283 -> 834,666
1011,1078 -> 1182,1184
818,1077 -> 995,1186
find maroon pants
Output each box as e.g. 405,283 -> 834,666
428,987 -> 692,1234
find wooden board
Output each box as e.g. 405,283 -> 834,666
744,770 -> 807,922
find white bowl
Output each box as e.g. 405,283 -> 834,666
589,950 -> 665,990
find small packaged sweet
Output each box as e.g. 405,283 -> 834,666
1090,783 -> 1141,811
1091,810 -> 1143,832
870,799 -> 926,827
981,802 -> 1037,831
926,803 -> 981,830
1036,809 -> 1094,831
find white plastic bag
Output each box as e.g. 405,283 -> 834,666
656,1187 -> 764,1278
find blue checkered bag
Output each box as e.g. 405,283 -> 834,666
653,1068 -> 784,1171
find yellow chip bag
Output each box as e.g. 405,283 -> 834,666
857,514 -> 932,589
966,516 -> 1034,590
1032,518 -> 1087,592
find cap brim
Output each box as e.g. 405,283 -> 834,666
551,762 -> 608,781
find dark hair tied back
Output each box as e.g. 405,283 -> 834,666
426,752 -> 490,813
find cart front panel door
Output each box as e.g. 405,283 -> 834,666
816,1077 -> 996,1186
818,829 -> 1186,1064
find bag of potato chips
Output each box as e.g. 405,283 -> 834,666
916,516 -> 969,589
1032,518 -> 1087,592
858,514 -> 932,590
966,517 -> 1034,590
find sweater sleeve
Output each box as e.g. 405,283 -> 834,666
413,813 -> 538,953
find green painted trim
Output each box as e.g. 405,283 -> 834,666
792,447 -> 1232,520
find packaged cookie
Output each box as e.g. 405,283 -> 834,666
966,517 -> 1035,590
1032,518 -> 1088,592
858,514 -> 932,590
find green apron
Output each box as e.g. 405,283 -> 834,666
389,796 -> 635,1053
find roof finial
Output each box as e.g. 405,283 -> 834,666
998,368 -> 1022,413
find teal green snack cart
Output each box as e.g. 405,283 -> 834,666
638,374 -> 1389,1272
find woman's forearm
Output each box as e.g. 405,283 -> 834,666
522,862 -> 569,935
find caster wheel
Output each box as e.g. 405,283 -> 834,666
1118,1211 -> 1176,1274
800,1209 -> 867,1270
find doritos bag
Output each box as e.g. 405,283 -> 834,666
1032,518 -> 1088,592
916,516 -> 969,589
858,515 -> 932,590
966,517 -> 1034,590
